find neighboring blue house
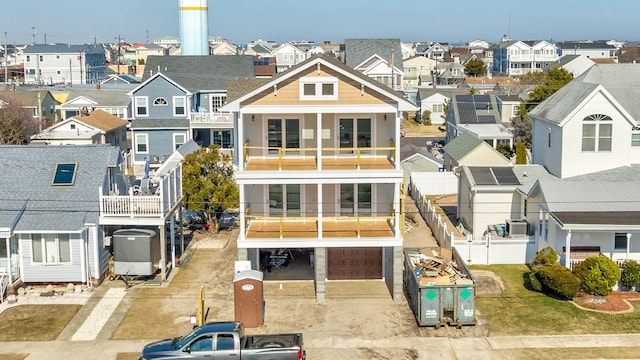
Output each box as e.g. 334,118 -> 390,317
0,145 -> 126,287
130,55 -> 256,175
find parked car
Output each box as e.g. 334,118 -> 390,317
139,321 -> 305,360
181,208 -> 208,230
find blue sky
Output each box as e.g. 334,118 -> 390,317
3,0 -> 639,46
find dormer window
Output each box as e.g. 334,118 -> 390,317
153,97 -> 168,106
299,77 -> 338,100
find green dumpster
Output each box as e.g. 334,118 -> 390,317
403,248 -> 476,328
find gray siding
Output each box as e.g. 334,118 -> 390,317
19,233 -> 84,283
134,76 -> 188,120
135,129 -> 188,162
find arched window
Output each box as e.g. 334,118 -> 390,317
582,114 -> 612,152
153,97 -> 168,106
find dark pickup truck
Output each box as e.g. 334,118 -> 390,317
139,321 -> 305,360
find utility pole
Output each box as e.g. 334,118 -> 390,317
31,26 -> 36,44
115,35 -> 122,74
79,51 -> 83,85
4,31 -> 7,84
69,58 -> 72,86
44,33 -> 46,44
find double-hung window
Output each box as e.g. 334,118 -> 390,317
173,133 -> 186,150
134,96 -> 148,117
173,96 -> 186,116
31,234 -> 71,264
135,133 -> 149,153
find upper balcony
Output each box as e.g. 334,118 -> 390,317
190,111 -> 233,128
99,164 -> 182,226
241,140 -> 397,172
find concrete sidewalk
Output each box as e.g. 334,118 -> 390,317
3,333 -> 640,360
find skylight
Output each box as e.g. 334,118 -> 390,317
52,163 -> 77,186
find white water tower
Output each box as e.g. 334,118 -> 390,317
179,0 -> 209,56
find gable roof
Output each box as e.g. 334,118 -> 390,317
529,64 -> 640,124
70,109 -> 128,131
344,39 -> 404,71
0,144 -> 120,231
221,55 -> 417,112
0,90 -> 57,107
59,90 -> 131,107
142,55 -> 256,92
442,132 -> 484,161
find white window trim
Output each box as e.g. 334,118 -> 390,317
134,96 -> 149,117
173,133 -> 187,150
153,97 -> 168,106
299,77 -> 338,100
173,96 -> 186,116
135,133 -> 149,154
31,234 -> 71,265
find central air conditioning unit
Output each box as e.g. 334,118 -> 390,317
505,219 -> 528,236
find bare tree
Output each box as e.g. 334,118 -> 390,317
0,94 -> 41,144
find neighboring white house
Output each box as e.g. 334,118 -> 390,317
543,54 -> 596,78
492,40 -> 559,76
270,43 -> 307,73
23,44 -> 107,85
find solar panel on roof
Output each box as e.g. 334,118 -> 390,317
491,167 -> 521,185
469,167 -> 497,185
457,95 -> 473,103
474,95 -> 490,103
458,103 -> 478,123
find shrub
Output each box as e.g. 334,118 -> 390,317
515,142 -> 527,164
528,268 -> 542,292
572,256 -> 621,296
537,264 -> 580,299
532,247 -> 558,267
621,260 -> 640,290
421,110 -> 432,125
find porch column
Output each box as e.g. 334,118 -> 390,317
316,113 -> 322,170
239,185 -> 246,240
565,230 -> 571,269
80,234 -> 87,285
317,184 -> 323,239
394,184 -> 401,239
492,138 -> 497,148
170,216 -> 176,268
314,247 -> 326,304
627,233 -> 632,259
5,237 -> 12,284
237,112 -> 244,170
160,225 -> 167,281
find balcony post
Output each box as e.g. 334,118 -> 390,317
316,113 -> 322,170
565,230 -> 572,269
317,184 -> 323,238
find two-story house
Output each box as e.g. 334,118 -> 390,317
0,89 -> 61,123
23,44 -> 107,85
492,40 -> 558,76
270,43 -> 307,73
127,55 -> 256,175
525,64 -> 640,267
445,94 -> 513,149
220,55 -> 417,303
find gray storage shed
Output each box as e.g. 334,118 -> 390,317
112,228 -> 160,276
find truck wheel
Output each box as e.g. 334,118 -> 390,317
109,275 -> 115,281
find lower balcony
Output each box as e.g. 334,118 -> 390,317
245,216 -> 395,239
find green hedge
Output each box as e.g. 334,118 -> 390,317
621,260 -> 640,290
572,256 -> 620,296
537,264 -> 580,299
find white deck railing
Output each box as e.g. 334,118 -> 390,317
190,112 -> 233,126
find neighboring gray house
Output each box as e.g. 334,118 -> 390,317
23,44 -> 107,85
130,55 -> 256,175
0,145 -> 126,286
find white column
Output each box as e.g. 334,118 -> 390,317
170,216 -> 176,268
627,233 -> 632,260
316,113 -> 322,170
394,184 -> 401,239
565,230 -> 572,269
93,226 -> 100,284
317,184 -> 323,239
239,185 -> 246,240
5,237 -> 12,284
237,112 -> 244,169
80,233 -> 86,285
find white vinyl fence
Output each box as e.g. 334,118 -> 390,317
410,178 -> 537,266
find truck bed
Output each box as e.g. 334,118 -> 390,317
243,333 -> 303,349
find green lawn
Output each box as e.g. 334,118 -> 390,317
472,265 -> 640,336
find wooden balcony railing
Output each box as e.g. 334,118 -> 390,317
242,140 -> 397,171
244,215 -> 396,239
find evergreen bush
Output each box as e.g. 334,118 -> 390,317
621,260 -> 640,290
532,247 -> 558,267
537,264 -> 580,299
572,256 -> 621,296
